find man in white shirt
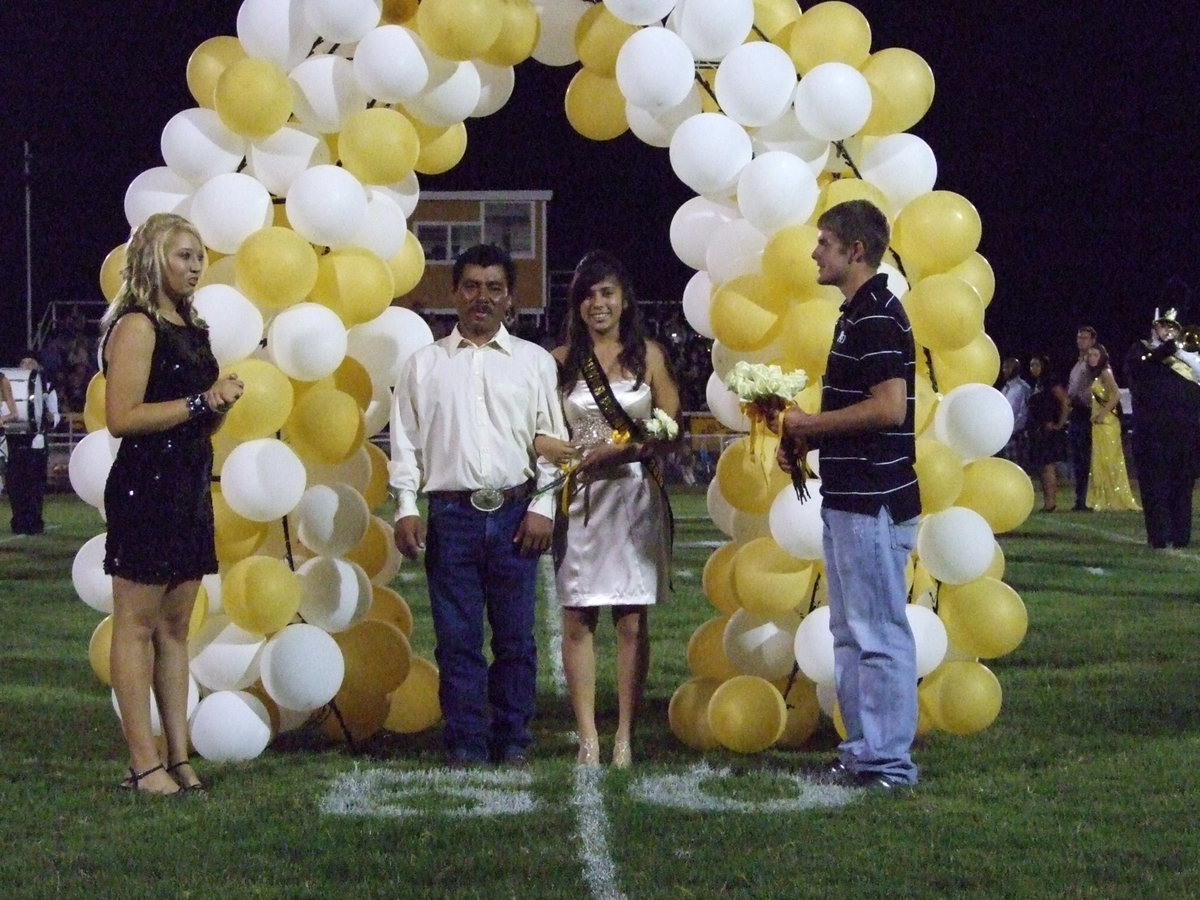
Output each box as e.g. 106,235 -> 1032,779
999,357 -> 1031,467
390,244 -> 566,767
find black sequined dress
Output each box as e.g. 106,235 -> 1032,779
103,314 -> 220,584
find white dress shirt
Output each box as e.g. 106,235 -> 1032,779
388,324 -> 567,521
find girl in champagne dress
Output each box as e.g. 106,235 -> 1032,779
536,251 -> 680,767
1085,344 -> 1141,511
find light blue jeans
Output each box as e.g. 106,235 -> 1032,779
822,505 -> 919,784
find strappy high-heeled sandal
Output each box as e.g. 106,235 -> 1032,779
119,763 -> 179,795
166,758 -> 206,793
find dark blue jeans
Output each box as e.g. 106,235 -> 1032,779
1068,409 -> 1092,508
425,495 -> 539,761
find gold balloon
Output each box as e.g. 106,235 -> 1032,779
716,434 -> 793,515
187,35 -> 247,109
89,615 -> 114,685
913,437 -> 964,514
922,660 -> 1003,735
984,541 -> 1006,580
99,244 -> 126,302
330,356 -> 373,412
388,230 -> 427,298
411,119 -> 468,175
929,332 -> 1000,393
774,677 -> 821,749
338,107 -> 420,186
285,387 -> 366,466
345,515 -> 394,582
893,191 -> 982,276
363,442 -> 391,512
214,57 -> 293,140
335,619 -> 412,696
216,358 -> 295,442
234,227 -> 319,311
774,298 -> 841,378
707,675 -> 787,753
957,457 -> 1035,534
564,68 -> 628,141
83,373 -> 107,433
945,251 -> 996,308
384,656 -> 442,733
311,247 -> 395,327
381,0 -> 419,23
859,48 -> 936,136
761,225 -> 821,296
417,0 -> 504,61
701,541 -> 742,616
221,555 -> 302,635
732,538 -> 812,618
813,177 -> 892,224
788,1 -> 870,71
212,489 -> 269,563
367,583 -> 414,637
914,370 -> 938,434
686,615 -> 739,682
482,0 -> 541,66
319,686 -> 390,743
903,274 -> 984,353
939,576 -> 1028,659
754,0 -> 803,41
668,677 -> 721,750
575,3 -> 638,75
709,274 -> 791,352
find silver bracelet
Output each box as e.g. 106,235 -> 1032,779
185,393 -> 208,418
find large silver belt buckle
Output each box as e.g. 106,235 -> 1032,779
469,487 -> 504,512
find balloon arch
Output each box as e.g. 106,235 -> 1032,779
71,0 -> 1031,761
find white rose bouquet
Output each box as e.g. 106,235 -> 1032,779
722,361 -> 815,501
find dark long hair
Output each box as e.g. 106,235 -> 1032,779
559,250 -> 649,391
1085,344 -> 1110,380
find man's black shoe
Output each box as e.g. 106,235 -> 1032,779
810,758 -> 853,785
852,771 -> 913,790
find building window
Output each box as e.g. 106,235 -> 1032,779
482,201 -> 534,258
416,222 -> 483,263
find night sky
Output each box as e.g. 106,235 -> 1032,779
2,1 -> 1197,380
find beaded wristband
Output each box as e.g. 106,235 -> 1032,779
186,393 -> 208,419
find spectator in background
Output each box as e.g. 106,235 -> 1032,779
62,363 -> 90,415
998,357 -> 1031,467
1065,325 -> 1097,510
1026,355 -> 1071,512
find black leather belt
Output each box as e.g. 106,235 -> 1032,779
427,480 -> 535,509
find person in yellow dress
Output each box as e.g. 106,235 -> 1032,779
1085,344 -> 1140,511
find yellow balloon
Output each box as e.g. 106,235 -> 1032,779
893,190 -> 982,276
984,541 -> 1006,580
709,274 -> 791,352
216,358 -> 295,442
732,538 -> 812,618
707,675 -> 787,753
668,677 -> 722,750
813,177 -> 892,224
89,615 -> 114,685
311,247 -> 395,327
329,356 -> 373,412
716,434 -> 793,515
788,1 -> 871,71
938,577 -> 1028,659
319,685 -> 390,743
859,48 -> 936,136
774,677 -> 821,749
762,225 -> 820,295
381,0 -> 419,23
83,373 -> 107,433
335,619 -> 412,695
187,35 -> 247,109
564,68 -> 628,141
388,230 -> 427,298
754,0 -> 803,41
189,583 -> 209,637
384,656 -> 442,733
411,119 -> 468,175
100,244 -> 126,302
214,57 -> 293,140
363,441 -> 391,511
234,227 -> 320,311
957,457 -> 1035,533
482,0 -> 541,66
337,107 -> 420,186
913,437 -> 964,514
285,387 -> 366,465
212,489 -> 269,563
903,274 -> 984,353
416,0 -> 504,60
923,660 -> 1003,735
575,3 -> 638,75
367,583 -> 414,637
702,541 -> 742,615
774,298 -> 841,378
945,251 -> 996,308
221,555 -> 302,634
686,615 -> 739,682
929,332 -> 1000,392
345,515 -> 394,581
914,370 -> 938,434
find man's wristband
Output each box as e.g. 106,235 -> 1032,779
186,393 -> 208,419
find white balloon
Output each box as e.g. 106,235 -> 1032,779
353,189 -> 407,261
704,217 -> 765,285
859,133 -> 938,216
681,270 -> 714,339
794,62 -> 873,141
346,305 -> 434,388
189,690 -> 273,762
161,108 -> 248,185
69,429 -> 121,511
705,371 -> 750,432
705,479 -> 735,536
353,25 -> 429,102
238,0 -> 319,70
220,438 -> 308,522
375,171 -> 421,218
72,533 -> 113,613
815,679 -> 838,717
532,0 -> 588,66
188,615 -> 266,692
189,172 -> 274,255
285,164 -> 369,248
672,0 -> 754,60
362,378 -> 393,437
878,262 -> 910,300
304,0 -> 381,43
724,608 -> 803,680
246,125 -> 331,197
669,113 -> 753,198
615,26 -> 695,114
295,483 -> 371,556
710,336 -> 782,379
735,151 -> 820,236
404,57 -> 482,128
715,41 -> 796,128
267,302 -> 348,380
768,481 -> 824,560
202,572 -> 223,614
472,61 -> 516,118
124,167 -> 192,228
112,676 -> 199,735
750,113 -> 830,175
305,444 -> 373,495
626,84 -> 703,148
932,383 -> 1015,462
261,624 -> 344,712
906,604 -> 948,678
604,0 -> 677,26
916,506 -> 996,586
192,284 -> 265,368
297,556 -> 372,633
290,54 -> 370,134
793,605 -> 835,684
669,195 -> 738,270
